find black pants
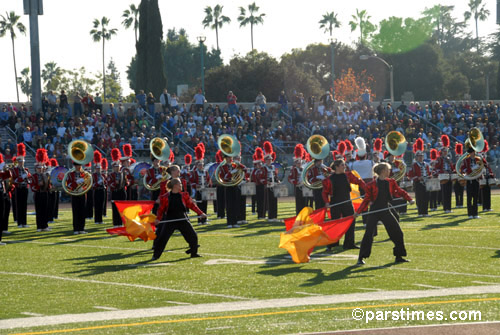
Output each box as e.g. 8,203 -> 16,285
47,191 -> 56,222
153,218 -> 198,258
15,187 -> 28,226
256,184 -> 265,218
251,194 -> 257,213
359,209 -> 407,259
34,192 -> 48,230
127,187 -> 138,201
237,187 -> 246,222
313,188 -> 325,210
111,189 -> 126,226
466,180 -> 479,217
391,196 -> 406,214
216,186 -> 226,218
294,186 -> 305,215
103,190 -> 107,217
54,192 -> 59,219
2,194 -> 10,232
151,190 -> 160,215
414,181 -> 428,215
331,202 -> 356,248
454,182 -> 464,207
441,181 -> 452,211
71,194 -> 86,232
12,190 -> 16,222
429,191 -> 438,210
225,186 -> 239,226
482,184 -> 491,211
0,193 -> 5,240
265,187 -> 278,219
94,188 -> 105,223
86,189 -> 94,219
195,191 -> 207,224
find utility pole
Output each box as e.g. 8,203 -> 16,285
24,0 -> 43,114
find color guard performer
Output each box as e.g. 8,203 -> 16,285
191,144 -> 210,225
454,143 -> 464,208
92,151 -> 106,224
409,139 -> 430,217
288,144 -> 305,215
434,135 -> 454,213
11,143 -> 30,228
66,162 -> 89,234
109,148 -> 126,227
356,162 -> 414,265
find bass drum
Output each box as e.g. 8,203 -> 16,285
272,162 -> 285,181
131,162 -> 152,186
50,166 -> 69,191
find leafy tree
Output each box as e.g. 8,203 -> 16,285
122,3 -> 140,45
105,58 -> 122,102
41,61 -> 63,92
135,0 -> 166,98
202,5 -> 231,51
349,9 -> 376,45
464,0 -> 490,51
319,11 -> 341,37
58,67 -> 99,95
90,16 -> 118,102
17,67 -> 31,102
0,11 -> 26,102
237,2 -> 265,51
334,68 -> 376,102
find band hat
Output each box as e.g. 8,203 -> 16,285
112,160 -> 121,166
415,150 -> 424,156
120,156 -> 130,161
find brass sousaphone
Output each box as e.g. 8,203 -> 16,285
62,140 -> 94,196
301,135 -> 330,189
385,131 -> 407,181
215,134 -> 245,186
455,127 -> 485,182
144,137 -> 171,191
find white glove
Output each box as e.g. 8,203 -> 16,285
77,178 -> 84,183
22,173 -> 27,178
156,174 -> 162,179
317,175 -> 325,180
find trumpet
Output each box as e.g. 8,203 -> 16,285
301,135 -> 330,189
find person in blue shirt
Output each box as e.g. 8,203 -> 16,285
136,90 -> 147,109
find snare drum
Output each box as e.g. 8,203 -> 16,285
301,186 -> 313,197
241,182 -> 256,196
479,179 -> 487,187
272,184 -> 288,198
438,174 -> 450,184
490,178 -> 498,186
450,174 -> 458,181
201,187 -> 217,201
425,178 -> 441,192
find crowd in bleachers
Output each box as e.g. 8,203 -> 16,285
1,89 -> 500,167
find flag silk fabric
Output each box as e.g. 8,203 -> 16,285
280,207 -> 354,263
106,200 -> 157,242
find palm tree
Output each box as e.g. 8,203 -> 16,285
90,17 -> 117,102
41,62 -> 62,91
202,5 -> 231,51
0,11 -> 26,103
237,2 -> 265,51
319,11 -> 341,37
464,0 -> 490,51
349,9 -> 376,45
122,3 -> 139,45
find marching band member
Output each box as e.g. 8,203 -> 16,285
0,154 -> 10,242
191,144 -> 210,225
253,148 -> 266,219
31,149 -> 50,232
352,137 -> 373,225
152,178 -> 207,260
121,144 -> 138,200
460,145 -> 481,219
409,139 -> 430,217
355,162 -> 414,265
323,157 -> 366,250
219,152 -> 243,228
307,157 -> 328,210
372,138 -> 383,164
215,150 -> 226,219
10,157 -> 17,224
109,148 -> 126,227
145,154 -> 163,214
344,140 -> 355,171
385,151 -> 407,215
84,162 -> 94,220
429,148 -> 439,212
454,143 -> 465,208
92,151 -> 106,225
66,161 -> 88,234
46,159 -> 57,224
479,141 -> 494,212
250,148 -> 262,215
234,153 -> 248,225
288,144 -> 305,215
302,152 -> 314,207
101,158 -> 108,218
260,142 -> 279,222
182,153 -> 193,196
434,135 -> 454,213
11,144 -> 30,228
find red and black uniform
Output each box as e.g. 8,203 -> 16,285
409,161 -> 431,215
307,164 -> 329,209
121,167 -> 138,201
288,165 -> 305,215
108,171 -> 126,227
181,166 -> 192,197
66,170 -> 87,233
92,171 -> 106,224
11,166 -> 31,227
190,168 -> 211,224
46,172 -> 56,223
460,156 -> 482,217
254,166 -> 266,219
0,170 -> 11,239
219,161 -> 244,226
434,156 -> 455,212
480,157 -> 494,211
153,191 -> 204,259
85,168 -> 94,220
250,166 -> 259,214
259,164 -> 279,220
30,172 -> 49,230
236,162 -> 248,223
389,159 -> 407,215
145,166 -> 163,214
357,178 -> 412,261
323,172 -> 365,249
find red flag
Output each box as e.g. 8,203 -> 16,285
284,207 -> 327,231
319,216 -> 355,241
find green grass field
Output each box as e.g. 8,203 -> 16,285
1,196 -> 500,335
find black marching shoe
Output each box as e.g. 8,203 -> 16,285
151,256 -> 159,261
395,256 -> 410,263
190,253 -> 202,258
356,258 -> 365,265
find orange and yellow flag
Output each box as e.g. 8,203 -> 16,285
106,201 -> 157,242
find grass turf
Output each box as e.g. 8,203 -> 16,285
1,196 -> 500,334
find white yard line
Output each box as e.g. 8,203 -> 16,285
93,306 -> 119,311
295,292 -> 323,296
2,284 -> 500,330
0,271 -> 250,301
472,281 -> 500,285
407,243 -> 499,250
412,284 -> 442,289
20,312 -> 44,317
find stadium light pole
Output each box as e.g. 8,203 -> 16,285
329,37 -> 335,100
24,0 -> 43,113
360,55 -> 394,103
197,35 -> 206,95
